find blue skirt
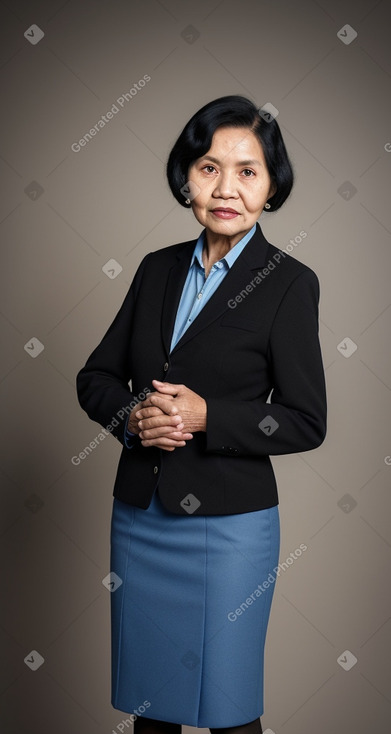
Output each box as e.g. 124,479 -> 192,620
110,488 -> 280,728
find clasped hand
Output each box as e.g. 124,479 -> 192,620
127,379 -> 207,452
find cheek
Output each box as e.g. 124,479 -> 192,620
242,191 -> 265,211
192,193 -> 207,210
187,168 -> 201,195
191,180 -> 211,208
245,181 -> 270,205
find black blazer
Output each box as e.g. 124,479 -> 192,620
76,222 -> 327,515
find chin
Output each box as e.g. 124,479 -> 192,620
207,222 -> 243,235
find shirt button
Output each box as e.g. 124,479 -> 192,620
153,466 -> 159,474
163,362 -> 169,371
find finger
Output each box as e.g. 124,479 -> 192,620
139,427 -> 190,440
144,390 -> 175,401
138,396 -> 158,409
148,395 -> 179,414
139,424 -> 184,437
136,407 -> 179,421
135,406 -> 165,419
152,379 -> 183,395
138,400 -> 175,415
138,415 -> 182,431
141,436 -> 187,448
139,392 -> 174,410
139,424 -> 192,439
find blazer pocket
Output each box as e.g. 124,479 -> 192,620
220,312 -> 261,332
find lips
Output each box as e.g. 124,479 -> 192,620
211,208 -> 239,214
211,207 -> 240,220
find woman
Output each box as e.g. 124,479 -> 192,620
76,95 -> 327,734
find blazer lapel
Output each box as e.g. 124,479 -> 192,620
168,222 -> 271,354
160,239 -> 196,355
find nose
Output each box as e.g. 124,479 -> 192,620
212,170 -> 238,199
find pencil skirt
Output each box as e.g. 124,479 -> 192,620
109,488 -> 280,728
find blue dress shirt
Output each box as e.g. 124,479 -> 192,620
124,223 -> 257,447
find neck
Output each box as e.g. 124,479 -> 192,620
201,226 -> 252,277
203,226 -> 251,259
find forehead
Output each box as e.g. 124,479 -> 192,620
203,126 -> 265,161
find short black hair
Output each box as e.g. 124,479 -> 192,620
166,95 -> 294,212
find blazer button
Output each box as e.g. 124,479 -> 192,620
163,362 -> 169,372
153,466 -> 159,474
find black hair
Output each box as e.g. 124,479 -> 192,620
166,94 -> 294,212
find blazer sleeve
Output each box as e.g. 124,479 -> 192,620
205,269 -> 327,456
76,254 -> 150,446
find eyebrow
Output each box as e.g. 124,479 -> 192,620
199,155 -> 262,167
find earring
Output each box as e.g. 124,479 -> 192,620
185,198 -> 191,205
264,202 -> 271,209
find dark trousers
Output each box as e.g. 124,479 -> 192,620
133,715 -> 263,733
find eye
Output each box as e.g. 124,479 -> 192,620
201,165 -> 255,176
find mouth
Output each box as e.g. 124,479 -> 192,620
211,207 -> 239,214
211,208 -> 240,219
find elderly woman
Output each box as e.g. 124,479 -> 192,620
76,95 -> 327,734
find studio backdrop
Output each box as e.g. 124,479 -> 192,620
0,1 -> 390,733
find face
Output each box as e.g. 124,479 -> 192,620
187,126 -> 276,246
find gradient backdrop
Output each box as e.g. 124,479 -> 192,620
1,1 -> 390,733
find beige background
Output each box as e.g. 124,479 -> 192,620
1,0 -> 391,732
